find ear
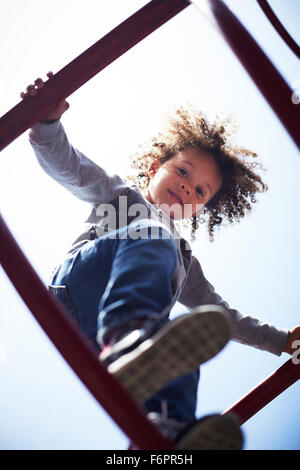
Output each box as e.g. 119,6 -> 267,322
148,159 -> 162,179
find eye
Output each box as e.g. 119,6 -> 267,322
178,168 -> 187,177
196,186 -> 204,197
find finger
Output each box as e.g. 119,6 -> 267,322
26,84 -> 35,92
58,100 -> 69,112
34,78 -> 44,89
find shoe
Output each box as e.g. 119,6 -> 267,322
100,304 -> 232,404
174,413 -> 244,450
147,405 -> 243,450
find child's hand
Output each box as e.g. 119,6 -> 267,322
284,326 -> 300,355
20,71 -> 69,123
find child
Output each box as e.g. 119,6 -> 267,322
22,74 -> 299,450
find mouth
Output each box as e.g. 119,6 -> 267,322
168,190 -> 183,206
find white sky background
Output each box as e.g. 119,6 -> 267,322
0,0 -> 299,450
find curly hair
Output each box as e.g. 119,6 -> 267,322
127,104 -> 268,242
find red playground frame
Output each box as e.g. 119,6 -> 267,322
0,0 -> 299,449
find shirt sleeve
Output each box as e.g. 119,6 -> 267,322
29,120 -> 127,204
178,255 -> 289,357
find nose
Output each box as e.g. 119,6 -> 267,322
180,183 -> 190,195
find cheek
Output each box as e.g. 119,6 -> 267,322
151,171 -> 168,194
148,178 -> 163,205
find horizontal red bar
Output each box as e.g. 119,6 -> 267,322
0,0 -> 189,151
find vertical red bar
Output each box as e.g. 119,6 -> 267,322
257,0 -> 300,59
0,0 -> 191,449
0,212 -> 175,449
191,0 -> 300,150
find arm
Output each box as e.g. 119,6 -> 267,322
29,120 -> 126,204
23,73 -> 126,204
179,256 -> 289,357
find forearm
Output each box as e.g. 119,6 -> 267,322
29,120 -> 81,183
29,120 -> 126,204
179,256 -> 289,356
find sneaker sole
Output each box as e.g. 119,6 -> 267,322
108,305 -> 232,403
176,413 -> 243,450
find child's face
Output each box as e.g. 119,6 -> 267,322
145,147 -> 223,220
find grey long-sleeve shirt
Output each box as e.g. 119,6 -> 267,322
29,120 -> 289,356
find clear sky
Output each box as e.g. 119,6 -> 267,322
0,0 -> 299,450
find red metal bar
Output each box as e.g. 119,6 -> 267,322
190,0 -> 300,150
223,358 -> 300,424
1,0 -> 299,447
257,0 -> 300,59
0,212 -> 175,449
0,0 -> 190,151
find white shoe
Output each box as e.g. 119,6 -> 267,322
104,305 -> 232,404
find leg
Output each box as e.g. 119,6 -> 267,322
134,369 -> 244,450
49,219 -> 178,351
143,368 -> 200,425
96,219 -> 178,347
49,219 -> 232,442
